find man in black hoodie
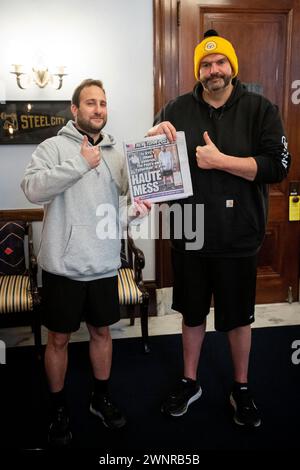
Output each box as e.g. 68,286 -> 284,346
147,31 -> 290,427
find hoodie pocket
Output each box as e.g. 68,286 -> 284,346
235,200 -> 264,249
204,197 -> 261,252
223,198 -> 261,250
63,225 -> 119,276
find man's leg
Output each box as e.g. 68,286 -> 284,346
227,324 -> 261,427
45,330 -> 72,446
45,331 -> 71,391
182,320 -> 206,380
87,324 -> 126,429
213,256 -> 260,426
161,251 -> 210,417
227,324 -> 251,383
161,320 -> 205,417
87,324 -> 112,379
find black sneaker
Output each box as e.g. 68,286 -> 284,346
89,393 -> 126,429
48,406 -> 72,447
161,378 -> 202,417
230,388 -> 261,427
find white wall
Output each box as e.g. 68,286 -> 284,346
0,0 -> 155,280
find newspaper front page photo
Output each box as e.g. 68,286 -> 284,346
124,132 -> 193,203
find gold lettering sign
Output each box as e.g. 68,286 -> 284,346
0,101 -> 73,144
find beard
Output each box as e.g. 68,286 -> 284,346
201,73 -> 232,92
76,113 -> 107,135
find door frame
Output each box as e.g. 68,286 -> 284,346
154,0 -> 180,287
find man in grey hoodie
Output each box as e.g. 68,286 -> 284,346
21,78 -> 150,447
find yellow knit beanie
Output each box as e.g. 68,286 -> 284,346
194,33 -> 238,80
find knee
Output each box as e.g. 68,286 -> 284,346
89,325 -> 111,342
48,331 -> 70,351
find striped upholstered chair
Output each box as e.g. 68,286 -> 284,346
0,219 -> 41,356
118,235 -> 150,353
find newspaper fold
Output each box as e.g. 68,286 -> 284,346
123,131 -> 193,203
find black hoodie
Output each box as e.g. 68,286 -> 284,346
154,79 -> 290,256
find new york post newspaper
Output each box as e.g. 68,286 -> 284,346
124,132 -> 193,203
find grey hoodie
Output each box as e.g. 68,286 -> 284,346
21,120 -> 129,281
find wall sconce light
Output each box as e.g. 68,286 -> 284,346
11,64 -> 67,90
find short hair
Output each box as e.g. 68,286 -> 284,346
71,79 -> 105,107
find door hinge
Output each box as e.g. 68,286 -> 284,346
177,1 -> 181,27
287,286 -> 293,304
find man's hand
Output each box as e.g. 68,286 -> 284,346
129,197 -> 152,220
80,135 -> 101,169
196,131 -> 223,169
196,131 -> 257,180
147,121 -> 177,142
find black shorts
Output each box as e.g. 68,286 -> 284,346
171,250 -> 257,332
42,270 -> 120,333
162,170 -> 173,177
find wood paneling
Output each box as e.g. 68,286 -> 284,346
154,0 -> 180,112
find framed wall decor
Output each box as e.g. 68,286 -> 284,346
0,101 -> 73,144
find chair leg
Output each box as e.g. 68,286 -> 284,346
128,305 -> 135,326
32,306 -> 42,360
140,300 -> 150,353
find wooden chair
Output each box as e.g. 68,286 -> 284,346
118,234 -> 150,353
0,214 -> 42,358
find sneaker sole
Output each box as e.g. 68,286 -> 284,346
89,404 -> 126,429
162,387 -> 202,417
230,395 -> 261,427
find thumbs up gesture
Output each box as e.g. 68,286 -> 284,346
80,135 -> 101,169
196,131 -> 222,169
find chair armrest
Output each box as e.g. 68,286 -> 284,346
28,223 -> 38,275
27,222 -> 41,306
127,233 -> 147,288
127,234 -> 145,270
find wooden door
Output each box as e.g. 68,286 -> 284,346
154,0 -> 300,303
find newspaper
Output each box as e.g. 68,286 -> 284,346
123,131 -> 193,203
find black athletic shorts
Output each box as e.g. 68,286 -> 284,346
42,270 -> 120,333
162,169 -> 173,177
171,249 -> 257,332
